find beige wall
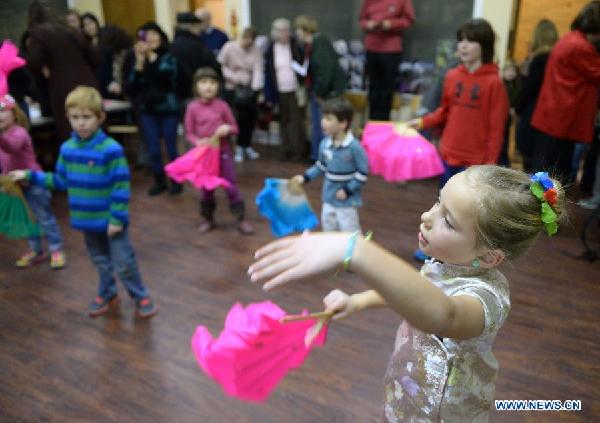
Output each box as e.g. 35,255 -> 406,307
70,0 -> 105,24
478,0 -> 516,68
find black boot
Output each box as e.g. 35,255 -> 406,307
169,180 -> 183,196
198,200 -> 216,233
229,201 -> 253,235
148,172 -> 167,196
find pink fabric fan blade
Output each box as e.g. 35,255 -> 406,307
0,40 -> 26,97
165,145 -> 231,190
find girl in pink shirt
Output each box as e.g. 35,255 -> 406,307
184,67 -> 253,235
0,95 -> 65,268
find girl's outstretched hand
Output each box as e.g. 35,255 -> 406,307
248,231 -> 347,291
323,289 -> 361,320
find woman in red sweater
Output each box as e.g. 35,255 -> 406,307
531,1 -> 600,183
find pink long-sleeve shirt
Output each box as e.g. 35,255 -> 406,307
184,98 -> 239,151
0,124 -> 41,174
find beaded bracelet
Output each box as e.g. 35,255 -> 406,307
343,230 -> 373,272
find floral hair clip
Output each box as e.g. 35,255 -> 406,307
0,94 -> 16,111
530,172 -> 558,236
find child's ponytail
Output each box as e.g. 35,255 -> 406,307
464,165 -> 566,259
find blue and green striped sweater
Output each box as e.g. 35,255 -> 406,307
27,130 -> 130,232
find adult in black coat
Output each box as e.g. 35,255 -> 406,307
170,12 -> 221,102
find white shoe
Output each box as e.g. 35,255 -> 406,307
245,147 -> 260,160
234,146 -> 244,163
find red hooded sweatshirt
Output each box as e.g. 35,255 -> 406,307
422,63 -> 509,166
531,31 -> 600,143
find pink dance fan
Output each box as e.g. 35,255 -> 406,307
361,121 -> 443,182
165,144 -> 231,190
190,301 -> 328,402
0,40 -> 26,97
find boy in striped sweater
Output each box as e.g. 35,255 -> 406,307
10,86 -> 158,318
291,98 -> 369,231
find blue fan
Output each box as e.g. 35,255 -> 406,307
256,178 -> 318,237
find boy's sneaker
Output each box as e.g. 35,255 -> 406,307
88,294 -> 121,317
136,297 -> 159,319
245,147 -> 260,160
15,250 -> 48,268
50,251 -> 66,269
198,220 -> 215,233
234,146 -> 244,163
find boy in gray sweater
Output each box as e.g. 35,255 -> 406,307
292,98 -> 369,231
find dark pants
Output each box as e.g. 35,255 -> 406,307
440,161 -> 466,188
201,146 -> 242,204
83,228 -> 149,301
279,91 -> 306,160
366,51 -> 402,121
224,89 -> 258,149
532,131 -> 576,184
23,185 -> 63,253
141,113 -> 179,174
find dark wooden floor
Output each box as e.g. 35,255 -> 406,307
1,150 -> 599,422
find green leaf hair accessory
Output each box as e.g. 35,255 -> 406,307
530,172 -> 558,236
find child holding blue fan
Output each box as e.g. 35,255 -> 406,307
291,98 -> 368,232
249,166 -> 565,422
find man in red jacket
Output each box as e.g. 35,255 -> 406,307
531,1 -> 600,184
359,0 -> 415,121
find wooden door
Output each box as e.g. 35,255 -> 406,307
513,0 -> 588,63
101,0 -> 156,38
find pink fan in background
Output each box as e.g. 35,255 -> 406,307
0,40 -> 26,97
165,144 -> 231,190
362,121 -> 443,182
190,301 -> 329,402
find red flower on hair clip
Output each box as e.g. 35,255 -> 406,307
543,188 -> 557,206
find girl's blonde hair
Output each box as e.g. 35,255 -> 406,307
464,165 -> 566,259
11,103 -> 30,131
531,19 -> 558,55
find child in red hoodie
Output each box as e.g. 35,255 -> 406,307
410,19 -> 509,187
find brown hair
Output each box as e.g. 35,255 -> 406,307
322,98 -> 354,131
65,86 -> 103,116
294,15 -> 318,34
456,18 -> 495,63
531,19 -> 558,55
463,165 -> 566,259
572,0 -> 600,34
12,104 -> 30,130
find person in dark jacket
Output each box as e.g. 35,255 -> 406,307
531,2 -> 600,184
294,15 -> 348,161
170,12 -> 221,103
264,18 -> 306,161
97,24 -> 133,99
128,22 -> 181,196
515,19 -> 558,172
26,0 -> 99,140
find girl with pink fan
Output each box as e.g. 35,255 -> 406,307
166,67 -> 253,234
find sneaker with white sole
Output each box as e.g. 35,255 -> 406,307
245,147 -> 260,160
234,146 -> 244,163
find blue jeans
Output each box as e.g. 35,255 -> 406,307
440,161 -> 467,188
83,228 -> 149,301
309,93 -> 324,161
141,113 -> 179,174
24,185 -> 63,253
